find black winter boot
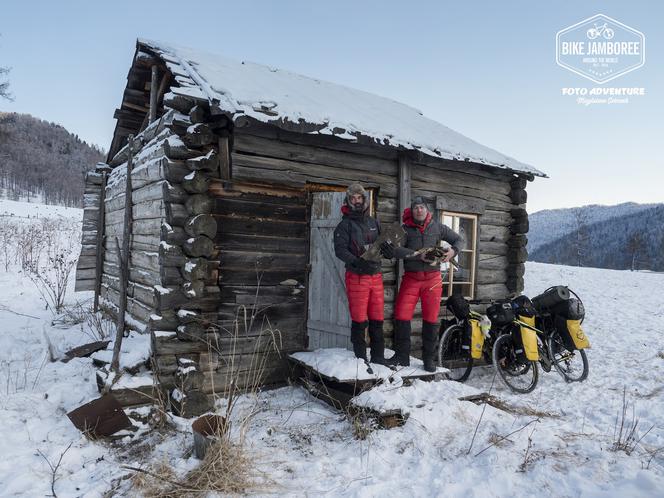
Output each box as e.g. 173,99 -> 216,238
422,321 -> 438,372
368,320 -> 388,365
350,321 -> 368,360
386,320 -> 411,366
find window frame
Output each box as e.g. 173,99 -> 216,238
439,210 -> 478,299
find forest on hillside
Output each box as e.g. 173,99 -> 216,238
0,112 -> 104,207
529,204 -> 664,272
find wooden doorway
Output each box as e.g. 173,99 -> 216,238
307,191 -> 351,350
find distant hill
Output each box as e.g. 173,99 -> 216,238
529,204 -> 664,271
0,112 -> 104,207
528,202 -> 659,253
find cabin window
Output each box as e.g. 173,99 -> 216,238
439,212 -> 477,299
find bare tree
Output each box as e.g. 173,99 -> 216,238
1,32 -> 11,101
572,208 -> 589,267
627,232 -> 645,271
0,66 -> 10,101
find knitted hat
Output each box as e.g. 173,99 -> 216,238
411,196 -> 428,211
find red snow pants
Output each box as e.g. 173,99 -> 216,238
344,271 -> 384,322
394,271 -> 443,323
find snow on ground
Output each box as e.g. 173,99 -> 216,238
0,198 -> 82,221
0,200 -> 662,497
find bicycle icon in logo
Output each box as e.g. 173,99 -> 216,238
587,23 -> 615,40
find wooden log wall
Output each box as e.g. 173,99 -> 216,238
410,156 -> 531,302
75,164 -> 111,291
226,122 -> 532,354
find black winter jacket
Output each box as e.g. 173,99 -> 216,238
394,208 -> 462,273
333,206 -> 381,275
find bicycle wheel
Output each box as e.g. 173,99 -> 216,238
492,334 -> 539,393
547,330 -> 589,382
438,324 -> 473,382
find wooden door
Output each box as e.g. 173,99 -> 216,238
307,191 -> 351,350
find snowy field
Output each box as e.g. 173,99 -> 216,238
0,199 -> 662,497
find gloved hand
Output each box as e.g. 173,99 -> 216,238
379,241 -> 395,259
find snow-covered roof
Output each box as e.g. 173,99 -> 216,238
138,39 -> 545,177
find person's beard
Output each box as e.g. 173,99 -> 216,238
352,201 -> 364,212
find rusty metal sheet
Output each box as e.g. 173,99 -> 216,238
67,394 -> 132,438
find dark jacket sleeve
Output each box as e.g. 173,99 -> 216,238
394,245 -> 416,259
441,224 -> 462,256
333,219 -> 359,265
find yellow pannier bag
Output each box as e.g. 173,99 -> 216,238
470,319 -> 484,359
566,319 -> 591,349
519,315 -> 539,361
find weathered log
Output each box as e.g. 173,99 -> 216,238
183,123 -> 215,148
176,323 -> 208,342
161,243 -> 186,267
185,214 -> 217,239
154,287 -> 188,311
183,258 -> 210,281
163,92 -> 196,114
510,207 -> 528,220
509,219 -> 529,235
186,194 -> 214,215
163,136 -> 208,161
507,247 -> 528,264
510,177 -> 528,190
182,171 -> 210,194
475,283 -> 510,300
162,223 -> 188,245
510,188 -> 527,205
475,269 -> 508,285
233,132 -> 397,178
133,179 -> 188,205
109,112 -> 176,167
219,136 -> 230,180
211,215 -> 306,239
132,157 -> 190,188
183,280 -> 206,298
165,202 -> 188,226
213,196 -> 306,221
186,149 -> 220,172
216,233 -> 305,253
189,104 -> 210,124
506,264 -> 526,278
507,234 -> 528,248
507,276 -> 525,294
183,236 -> 215,258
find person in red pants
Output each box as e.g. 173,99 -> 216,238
381,197 -> 461,371
333,183 -> 390,365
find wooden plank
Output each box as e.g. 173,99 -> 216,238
233,132 -> 398,177
214,197 -> 306,221
219,136 -> 230,180
231,153 -> 398,198
212,215 -> 307,239
436,193 -> 486,215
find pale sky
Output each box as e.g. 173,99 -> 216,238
1,0 -> 662,212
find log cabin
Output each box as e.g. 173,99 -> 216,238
75,39 -> 546,409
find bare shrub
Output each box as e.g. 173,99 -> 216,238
611,387 -> 655,455
27,251 -> 76,314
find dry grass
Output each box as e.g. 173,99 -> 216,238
131,437 -> 269,497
